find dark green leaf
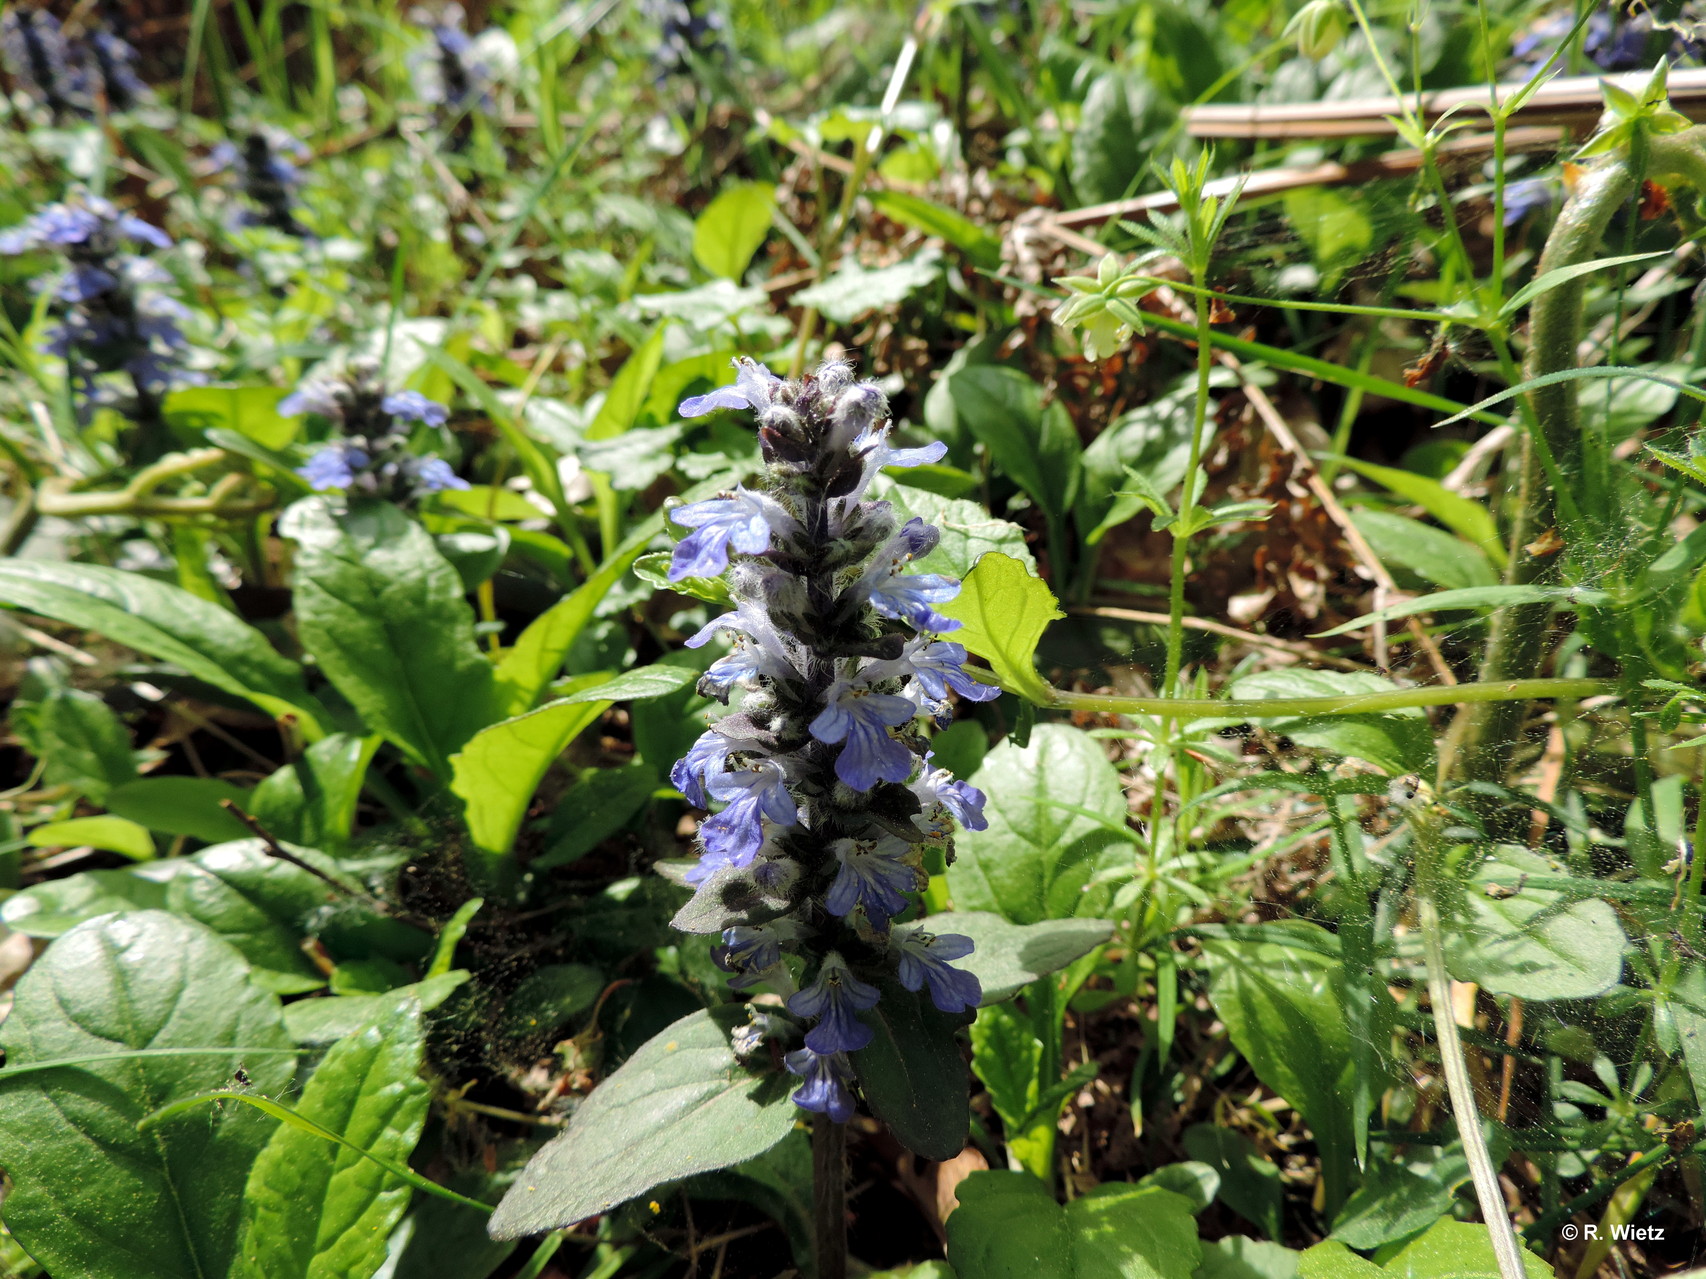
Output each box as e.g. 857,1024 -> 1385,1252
0,560 -> 324,731
233,999 -> 431,1279
499,964 -> 603,1039
946,366 -> 1081,521
106,776 -> 253,843
488,1006 -> 796,1238
947,1171 -> 1201,1279
535,762 -> 658,871
853,978 -> 972,1161
1071,71 -> 1156,205
284,498 -> 498,778
246,733 -> 379,850
1,865 -> 180,937
1220,671 -> 1434,777
1347,510 -> 1496,592
0,911 -> 296,1279
948,724 -> 1129,925
924,911 -> 1113,1003
24,687 -> 136,802
1182,1124 -> 1282,1240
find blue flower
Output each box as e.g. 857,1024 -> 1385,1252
699,759 -> 797,865
383,390 -> 450,427
414,456 -> 469,492
670,728 -> 729,808
872,637 -> 999,706
892,929 -> 981,1013
868,572 -> 961,634
788,954 -> 880,1054
278,377 -> 344,419
910,755 -> 988,834
784,1047 -> 855,1122
825,836 -> 918,930
686,602 -> 797,692
678,357 -> 781,418
669,488 -> 792,581
298,445 -> 366,491
1501,176 -> 1556,227
810,681 -> 918,790
713,920 -> 802,988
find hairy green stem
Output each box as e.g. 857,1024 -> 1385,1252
1041,677 -> 1610,720
812,1114 -> 847,1279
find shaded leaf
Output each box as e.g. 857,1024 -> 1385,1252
926,910 -> 1113,1003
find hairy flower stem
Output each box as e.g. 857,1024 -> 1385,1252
1411,808 -> 1527,1279
813,1113 -> 848,1279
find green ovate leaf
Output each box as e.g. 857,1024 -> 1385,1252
562,663 -> 698,703
283,498 -> 498,779
1446,846 -> 1629,1000
1181,1125 -> 1283,1241
795,251 -> 944,323
692,182 -> 777,281
924,910 -> 1113,1003
876,480 -> 1037,579
1347,510 -> 1496,591
0,560 -> 324,732
27,815 -> 154,861
1195,1239 -> 1300,1279
488,1006 -> 796,1238
246,733 -> 380,850
949,724 -> 1129,925
853,978 -> 973,1161
449,697 -> 608,884
105,776 -> 253,843
1221,671 -> 1434,777
936,552 -> 1063,705
232,999 -> 431,1279
946,1171 -> 1201,1279
2,864 -> 181,936
18,686 -> 137,802
0,911 -> 297,1279
946,366 -> 1082,522
1202,922 -> 1391,1215
535,761 -> 659,870
163,385 -> 295,448
1301,1218 -> 1551,1279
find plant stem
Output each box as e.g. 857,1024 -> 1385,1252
1412,811 -> 1528,1279
1039,677 -> 1610,719
812,1114 -> 847,1279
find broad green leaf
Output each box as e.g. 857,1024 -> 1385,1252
1329,1151 -> 1472,1251
1195,1239 -> 1300,1279
946,366 -> 1082,522
535,761 -> 659,870
499,964 -> 603,1039
488,1006 -> 796,1238
869,191 -> 1002,268
1,864 -> 180,937
936,552 -> 1062,705
1203,923 -> 1390,1215
0,911 -> 296,1279
433,484 -> 552,523
163,385 -> 295,449
969,1002 -> 1043,1160
1071,70 -> 1157,205
1330,458 -> 1504,567
1310,585 -> 1607,639
284,499 -> 498,779
282,972 -> 470,1046
1347,510 -> 1496,591
19,686 -> 136,802
246,733 -> 380,850
27,815 -> 154,861
1297,1241 -> 1384,1279
449,697 -> 607,882
876,480 -> 1036,579
947,1172 -> 1201,1279
1446,846 -> 1628,1001
233,1000 -> 431,1279
853,977 -> 973,1161
1181,1125 -> 1282,1241
794,251 -> 944,323
948,724 -> 1130,925
691,183 -> 776,281
0,560 -> 324,732
924,910 -> 1113,1003
164,840 -> 353,995
1221,671 -> 1434,777
1381,1219 -> 1551,1279
562,663 -> 698,704
105,776 -> 253,843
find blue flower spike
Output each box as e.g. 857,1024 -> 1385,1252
662,359 -> 987,1127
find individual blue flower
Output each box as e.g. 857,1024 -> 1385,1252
687,602 -> 797,691
298,445 -> 365,491
810,681 -> 918,790
384,390 -> 450,427
867,572 -> 962,634
872,637 -> 999,705
668,488 -> 792,581
784,1047 -> 855,1122
846,423 -> 948,499
699,758 -> 797,865
670,728 -> 729,808
910,755 -> 989,835
679,357 -> 782,418
825,836 -> 917,930
788,954 -> 880,1054
414,456 -> 469,492
1501,176 -> 1557,227
892,929 -> 981,1014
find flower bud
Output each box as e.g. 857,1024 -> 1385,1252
1287,0 -> 1348,61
